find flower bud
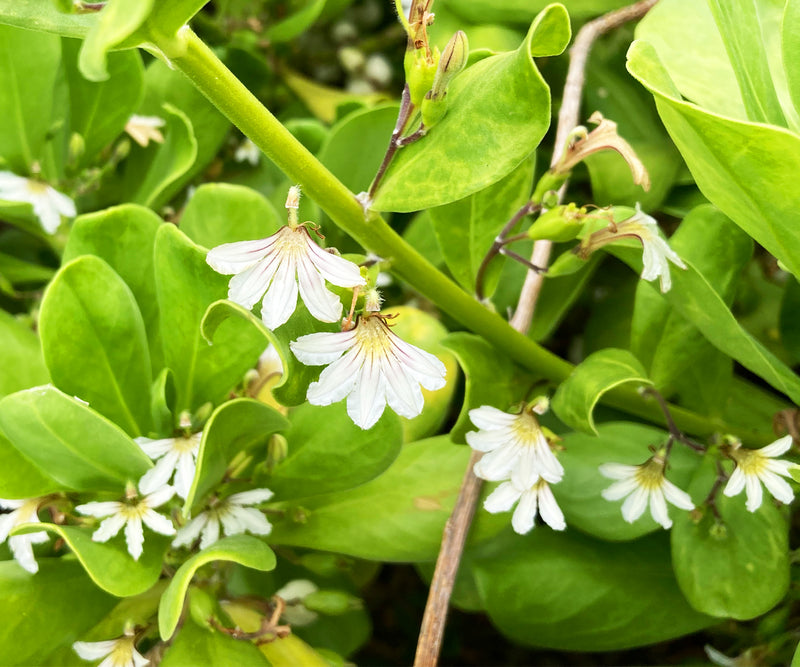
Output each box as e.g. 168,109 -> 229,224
68,132 -> 85,163
303,590 -> 362,616
420,31 -> 468,129
527,204 -> 587,242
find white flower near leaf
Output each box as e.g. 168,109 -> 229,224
124,114 -> 165,147
484,478 -> 566,534
73,628 -> 148,667
172,488 -> 274,550
290,313 -> 447,429
206,225 -> 366,329
75,486 -> 175,560
600,453 -> 694,529
0,497 -> 50,574
234,138 -> 261,165
136,432 -> 202,500
466,403 -> 563,486
0,171 -> 75,234
723,435 -> 795,512
275,579 -> 320,626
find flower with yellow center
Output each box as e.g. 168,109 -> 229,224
466,402 -> 563,487
73,628 -> 148,667
136,432 -> 202,500
0,496 -> 50,573
723,435 -> 795,512
290,312 -> 447,429
75,486 -> 175,560
0,171 -> 75,234
599,452 -> 694,529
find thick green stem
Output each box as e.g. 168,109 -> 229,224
165,28 -> 770,444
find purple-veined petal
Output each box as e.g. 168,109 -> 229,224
346,357 -> 387,429
304,235 -> 366,287
388,335 -> 446,391
206,237 -> 278,274
382,352 -> 425,419
296,253 -> 343,323
227,253 -> 282,310
306,350 -> 361,406
260,255 -> 299,329
291,330 -> 357,366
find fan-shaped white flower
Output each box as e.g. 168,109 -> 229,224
0,171 -> 76,234
172,488 -> 274,550
723,435 -> 795,512
124,115 -> 165,147
466,403 -> 563,486
600,453 -> 694,529
290,313 -> 447,429
0,497 -> 50,574
484,477 -> 566,534
75,486 -> 175,560
206,225 -> 366,329
73,628 -> 148,667
234,138 -> 261,165
136,432 -> 201,500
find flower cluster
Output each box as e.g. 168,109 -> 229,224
722,436 -> 795,512
466,400 -> 566,534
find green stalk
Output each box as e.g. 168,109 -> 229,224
165,28 -> 768,444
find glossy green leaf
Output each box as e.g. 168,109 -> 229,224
0,310 -> 48,399
0,24 -> 60,172
440,0 -> 628,24
0,251 -> 54,287
554,422 -> 701,541
783,0 -> 800,115
551,349 -> 652,435
130,103 -> 197,209
627,40 -> 800,281
78,0 -> 153,82
0,0 -> 96,39
63,204 -> 163,371
159,535 -> 277,640
0,429 -> 55,498
267,0 -> 326,43
441,333 -> 516,443
793,641 -> 800,667
0,559 -> 115,666
13,524 -> 168,598
372,5 -> 570,212
672,454 -> 789,619
268,402 -> 402,500
186,398 -> 288,513
429,158 -> 534,295
63,42 -> 143,165
180,183 -> 282,249
0,385 -> 151,492
471,529 -> 712,651
161,617 -> 270,667
39,255 -> 153,435
154,225 -> 265,412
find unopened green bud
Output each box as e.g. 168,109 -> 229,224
188,587 -> 217,630
68,132 -> 85,163
547,249 -> 588,278
303,590 -> 362,616
267,433 -> 289,471
404,47 -> 439,108
527,204 -> 587,242
430,31 -> 468,100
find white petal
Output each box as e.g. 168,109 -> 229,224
759,470 -> 794,505
465,428 -> 512,453
228,488 -> 275,505
47,187 -> 76,218
135,437 -> 175,459
388,335 -> 446,391
382,352 -> 425,419
759,435 -> 793,458
138,449 -> 179,495
172,513 -> 209,547
296,253 -> 343,323
601,477 -> 639,502
173,452 -> 197,500
744,473 -> 763,512
73,639 -> 116,661
306,350 -> 361,406
534,441 -> 565,484
75,501 -> 121,519
132,647 -> 150,667
346,359 -> 387,429
30,195 -> 63,235
142,509 -> 176,536
0,171 -> 29,191
145,485 -> 175,509
511,488 -> 538,535
764,458 -> 794,477
0,498 -> 26,510
206,237 -> 276,274
304,237 -> 366,288
226,253 -> 281,310
723,467 -> 746,497
9,535 -> 40,573
649,489 -> 671,529
468,406 -> 518,431
483,482 -> 521,513
291,330 -> 357,366
620,486 -> 649,523
473,442 -> 521,481
199,517 -> 221,550
511,445 -> 539,489
92,514 -> 127,543
598,463 -> 637,480
662,479 -> 695,510
0,512 -> 18,543
537,483 -> 566,531
125,517 -> 145,560
227,506 -> 272,536
260,255 -> 299,329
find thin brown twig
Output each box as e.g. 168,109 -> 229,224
413,2 -> 660,666
509,0 -> 660,334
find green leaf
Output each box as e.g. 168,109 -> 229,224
0,310 -> 48,399
268,402 -> 402,500
159,535 -> 277,640
13,524 -> 168,598
440,0 -> 629,24
429,157 -> 534,295
783,0 -> 800,116
154,225 -> 265,412
0,251 -> 55,287
0,0 -> 96,40
0,24 -> 61,172
470,529 -> 712,651
266,0 -> 327,42
441,333 -> 516,443
180,183 -> 282,249
186,398 -> 288,513
130,103 -> 197,209
63,204 -> 163,371
78,0 -> 154,82
671,454 -> 790,619
63,42 -> 143,165
554,422 -> 701,541
372,5 -> 570,212
161,617 -> 270,667
627,40 -> 800,281
0,559 -> 115,666
0,385 -> 151,492
551,349 -> 652,435
0,429 -> 55,497
780,278 -> 800,364
39,255 -> 153,435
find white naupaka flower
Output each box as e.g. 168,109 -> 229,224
234,138 -> 261,165
484,477 -> 566,534
75,486 -> 175,560
290,312 -> 447,430
599,451 -> 694,529
172,488 -> 274,550
124,114 -> 165,147
0,497 -> 50,574
722,435 -> 795,512
206,225 -> 366,330
73,628 -> 148,667
0,171 -> 76,234
466,403 -> 563,487
580,203 -> 686,292
136,432 -> 202,500
275,579 -> 320,626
